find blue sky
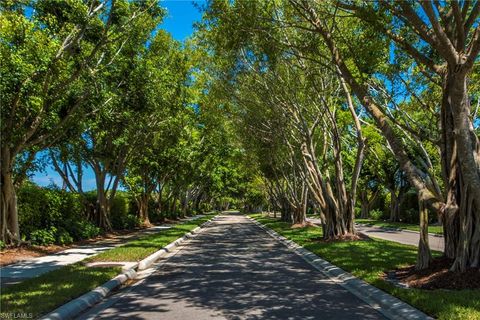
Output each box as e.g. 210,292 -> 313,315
31,0 -> 203,190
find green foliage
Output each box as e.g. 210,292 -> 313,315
369,209 -> 386,221
71,221 -> 101,240
18,183 -> 87,244
56,228 -> 74,245
30,227 -> 57,246
109,192 -> 139,229
17,183 -> 142,245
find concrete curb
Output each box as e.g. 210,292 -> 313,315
247,216 -> 433,320
355,223 -> 443,238
41,215 -> 217,320
40,268 -> 137,320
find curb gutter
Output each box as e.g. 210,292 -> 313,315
41,215 -> 217,320
248,216 -> 433,320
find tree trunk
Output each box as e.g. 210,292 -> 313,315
280,197 -> 292,223
442,70 -> 480,271
96,187 -> 111,231
389,188 -> 400,222
1,152 -> 20,244
180,190 -> 189,218
194,191 -> 203,214
138,193 -> 151,226
171,194 -> 178,219
292,184 -> 308,225
359,190 -> 370,219
93,169 -> 111,231
416,193 -> 432,270
156,184 -> 164,222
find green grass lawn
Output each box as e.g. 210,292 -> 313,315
0,263 -> 120,318
1,214 -> 215,318
88,214 -> 215,262
355,218 -> 443,235
251,214 -> 480,320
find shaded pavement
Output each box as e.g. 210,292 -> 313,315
78,213 -> 385,320
355,224 -> 444,252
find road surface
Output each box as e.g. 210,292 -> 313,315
78,213 -> 385,320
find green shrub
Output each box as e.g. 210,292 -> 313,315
354,207 -> 361,218
18,183 -> 142,245
74,220 -> 101,239
56,228 -> 74,245
403,208 -> 419,224
30,227 -> 57,246
110,192 -> 136,229
18,183 -> 99,245
369,209 -> 385,220
0,240 -> 6,250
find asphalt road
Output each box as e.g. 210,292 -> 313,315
78,213 -> 385,320
355,224 -> 444,252
306,217 -> 444,252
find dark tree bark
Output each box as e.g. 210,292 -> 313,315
417,192 -> 433,270
1,151 -> 20,244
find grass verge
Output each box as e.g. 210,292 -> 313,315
0,264 -> 120,318
355,218 -> 443,235
251,214 -> 480,320
1,213 -> 215,318
87,214 -> 215,262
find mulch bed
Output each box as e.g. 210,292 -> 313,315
389,257 -> 480,290
291,221 -> 318,228
0,245 -> 68,266
0,227 -> 150,267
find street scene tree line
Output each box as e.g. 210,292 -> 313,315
1,0 -> 479,281
194,0 -> 480,273
1,0 -> 260,248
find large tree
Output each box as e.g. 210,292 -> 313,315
1,0 -> 162,243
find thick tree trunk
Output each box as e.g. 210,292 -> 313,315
300,140 -> 350,239
359,190 -> 370,219
322,183 -> 347,239
291,206 -> 306,225
389,188 -> 400,222
0,153 -> 20,244
440,69 -> 461,260
416,193 -> 432,270
93,169 -> 112,231
280,197 -> 292,223
138,193 -> 151,226
95,188 -> 112,231
442,70 -> 480,271
292,184 -> 308,225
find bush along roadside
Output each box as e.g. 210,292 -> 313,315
249,214 -> 480,320
17,183 -> 131,246
1,213 -> 216,318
